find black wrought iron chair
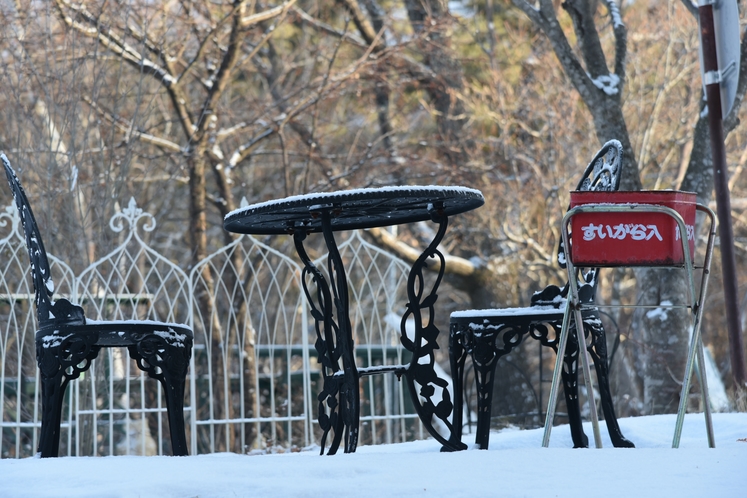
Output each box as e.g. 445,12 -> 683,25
447,140 -> 635,450
2,154 -> 193,457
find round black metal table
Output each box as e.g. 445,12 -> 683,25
224,186 -> 484,454
224,186 -> 485,234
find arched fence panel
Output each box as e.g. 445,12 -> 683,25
189,232 -> 310,454
73,198 -> 193,457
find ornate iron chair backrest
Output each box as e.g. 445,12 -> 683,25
2,153 -> 85,329
532,139 -> 623,306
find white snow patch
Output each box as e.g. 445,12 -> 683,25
1,413 -> 744,497
589,73 -> 621,95
606,0 -> 625,29
645,300 -> 674,322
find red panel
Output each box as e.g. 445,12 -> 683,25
569,191 -> 697,266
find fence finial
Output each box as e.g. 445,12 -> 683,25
110,197 -> 156,233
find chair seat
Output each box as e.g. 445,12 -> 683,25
451,305 -> 565,324
37,321 -> 193,348
451,296 -> 607,327
33,319 -> 194,457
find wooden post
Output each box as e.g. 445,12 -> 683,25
698,2 -> 747,388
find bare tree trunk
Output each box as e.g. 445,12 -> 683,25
357,0 -> 395,154
512,0 -> 642,190
404,0 -> 471,166
629,3 -> 747,411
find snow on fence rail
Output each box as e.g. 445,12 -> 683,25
0,199 -> 423,458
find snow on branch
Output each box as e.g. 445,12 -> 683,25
241,0 -> 297,28
604,0 -> 625,29
601,0 -> 628,85
589,73 -> 621,96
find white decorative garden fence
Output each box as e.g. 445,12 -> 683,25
0,199 -> 426,458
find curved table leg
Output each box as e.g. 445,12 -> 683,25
293,229 -> 348,455
401,210 -> 467,452
320,211 -> 360,454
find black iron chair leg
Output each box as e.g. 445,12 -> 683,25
161,343 -> 191,456
36,339 -> 99,457
445,324 -> 467,450
559,332 -> 589,448
587,321 -> 635,448
37,345 -> 64,457
38,370 -> 68,458
162,374 -> 189,456
472,359 -> 499,449
128,334 -> 192,456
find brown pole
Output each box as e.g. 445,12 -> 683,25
699,4 -> 747,388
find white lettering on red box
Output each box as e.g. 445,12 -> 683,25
581,223 -> 695,243
581,223 -> 662,241
675,225 -> 695,242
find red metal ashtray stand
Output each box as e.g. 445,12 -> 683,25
542,192 -> 717,449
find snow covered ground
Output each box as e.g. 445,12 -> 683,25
1,412 -> 744,497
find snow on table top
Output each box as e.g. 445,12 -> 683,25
225,185 -> 484,220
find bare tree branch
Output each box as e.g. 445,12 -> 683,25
338,0 -> 380,46
366,227 -> 478,276
241,0 -> 297,27
602,0 -> 628,88
512,0 -> 596,105
83,97 -> 183,153
177,5 -> 241,87
290,6 -> 368,48
53,0 -> 196,137
227,128 -> 275,168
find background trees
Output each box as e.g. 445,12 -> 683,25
0,0 -> 745,434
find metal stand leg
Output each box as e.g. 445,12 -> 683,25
672,325 -> 715,448
696,341 -> 715,447
544,217 -> 604,448
673,204 -> 716,448
543,297 -> 603,448
573,306 -> 602,448
542,307 -> 572,447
